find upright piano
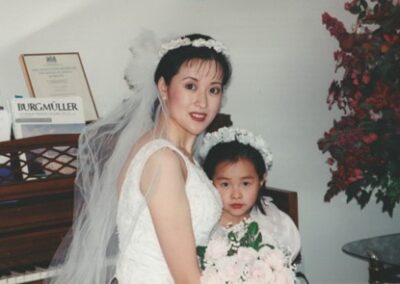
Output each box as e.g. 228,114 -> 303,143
0,134 -> 78,284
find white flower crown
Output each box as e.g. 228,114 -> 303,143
158,37 -> 229,58
199,127 -> 273,171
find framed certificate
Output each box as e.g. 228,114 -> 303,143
20,52 -> 99,121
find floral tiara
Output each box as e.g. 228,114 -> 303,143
199,127 -> 273,171
158,37 -> 229,58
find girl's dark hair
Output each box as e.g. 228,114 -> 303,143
152,34 -> 232,120
203,141 -> 268,215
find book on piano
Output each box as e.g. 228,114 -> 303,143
8,96 -> 85,178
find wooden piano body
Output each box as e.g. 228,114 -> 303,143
0,135 -> 78,284
0,134 -> 299,283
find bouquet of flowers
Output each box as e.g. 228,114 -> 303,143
318,0 -> 400,216
197,219 -> 295,284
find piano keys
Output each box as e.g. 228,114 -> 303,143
0,266 -> 58,284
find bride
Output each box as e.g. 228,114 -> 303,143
49,32 -> 232,284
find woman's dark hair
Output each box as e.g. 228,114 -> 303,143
152,34 -> 232,120
203,141 -> 268,215
154,33 -> 232,86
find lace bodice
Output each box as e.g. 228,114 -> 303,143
115,139 -> 222,283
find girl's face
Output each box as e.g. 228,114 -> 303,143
158,59 -> 223,138
212,158 -> 265,226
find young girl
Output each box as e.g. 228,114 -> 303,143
199,127 -> 301,283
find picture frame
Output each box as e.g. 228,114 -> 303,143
19,52 -> 99,122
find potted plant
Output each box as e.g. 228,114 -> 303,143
318,0 -> 400,216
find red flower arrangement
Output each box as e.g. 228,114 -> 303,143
318,0 -> 400,216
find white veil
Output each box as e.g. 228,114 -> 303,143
48,30 -> 167,284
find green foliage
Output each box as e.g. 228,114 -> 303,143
196,246 -> 206,270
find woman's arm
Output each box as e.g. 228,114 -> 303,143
141,148 -> 201,284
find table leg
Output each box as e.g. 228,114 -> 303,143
368,255 -> 383,284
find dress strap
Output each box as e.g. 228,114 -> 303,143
140,139 -> 191,172
120,139 -> 193,194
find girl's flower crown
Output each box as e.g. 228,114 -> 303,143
199,127 -> 273,171
159,37 -> 229,58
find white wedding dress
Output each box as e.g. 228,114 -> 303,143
115,139 -> 222,283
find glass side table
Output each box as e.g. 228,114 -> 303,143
342,233 -> 400,284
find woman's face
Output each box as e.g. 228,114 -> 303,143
212,158 -> 265,226
158,59 -> 224,137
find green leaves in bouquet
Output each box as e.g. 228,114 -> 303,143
240,221 -> 263,251
228,221 -> 274,254
227,231 -> 238,256
196,246 -> 206,270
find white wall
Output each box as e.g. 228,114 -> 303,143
1,1 -> 399,283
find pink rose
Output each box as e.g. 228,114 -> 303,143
248,260 -> 274,283
205,236 -> 229,261
258,245 -> 274,261
237,247 -> 258,264
264,249 -> 286,272
273,269 -> 295,284
201,269 -> 224,284
215,256 -> 243,282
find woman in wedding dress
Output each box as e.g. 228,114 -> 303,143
49,33 -> 232,284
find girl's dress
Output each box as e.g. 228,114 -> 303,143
252,197 -> 301,260
115,139 -> 222,283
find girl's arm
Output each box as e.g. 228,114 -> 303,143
141,147 -> 201,284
